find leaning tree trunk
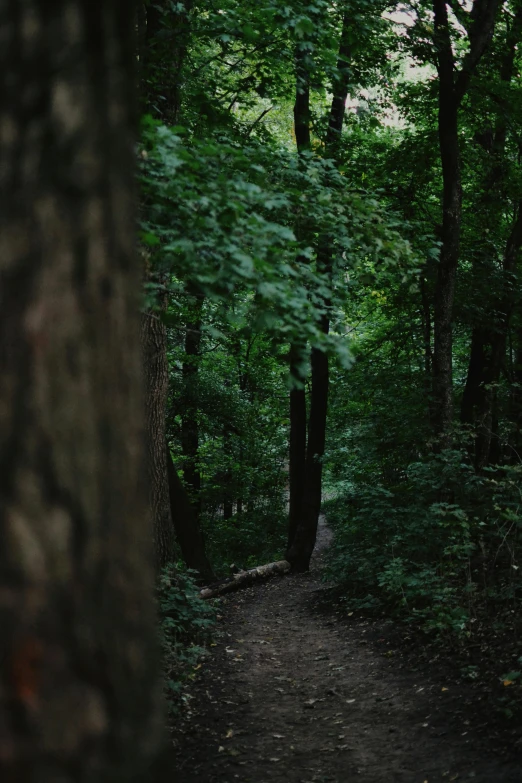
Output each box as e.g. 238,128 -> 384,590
142,291 -> 176,568
0,3 -> 161,781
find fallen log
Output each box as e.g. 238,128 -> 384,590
200,560 -> 290,599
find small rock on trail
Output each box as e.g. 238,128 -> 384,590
172,522 -> 522,783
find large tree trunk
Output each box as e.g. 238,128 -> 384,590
142,296 -> 176,567
166,444 -> 215,582
0,2 -> 161,780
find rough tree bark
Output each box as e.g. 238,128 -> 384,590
287,14 -> 351,571
431,0 -> 501,444
142,295 -> 176,568
140,0 -> 195,569
0,2 -> 161,780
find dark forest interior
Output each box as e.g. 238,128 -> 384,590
2,2 -> 522,781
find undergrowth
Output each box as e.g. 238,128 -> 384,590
324,450 -> 522,642
157,565 -> 217,711
203,507 -> 287,575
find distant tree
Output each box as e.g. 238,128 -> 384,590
0,2 -> 161,780
431,0 -> 501,441
287,10 -> 357,572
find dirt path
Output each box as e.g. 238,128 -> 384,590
173,523 -> 522,782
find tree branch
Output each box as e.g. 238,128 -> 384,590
454,0 -> 502,104
433,0 -> 456,97
245,106 -> 273,136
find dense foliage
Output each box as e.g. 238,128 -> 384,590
157,566 -> 216,709
139,0 -> 522,699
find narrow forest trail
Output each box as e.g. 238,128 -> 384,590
173,522 -> 522,783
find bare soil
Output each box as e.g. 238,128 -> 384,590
172,522 -> 522,782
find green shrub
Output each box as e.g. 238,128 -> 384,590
157,565 -> 216,708
324,451 -> 522,637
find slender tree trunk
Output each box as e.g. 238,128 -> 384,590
324,12 -> 351,155
293,40 -> 312,154
432,12 -> 461,442
472,32 -> 522,468
287,15 -> 351,571
462,229 -> 522,470
0,3 -> 161,780
288,323 -> 330,571
166,445 -> 214,581
420,275 -> 434,418
181,291 -> 203,516
460,6 -> 522,467
287,348 -> 307,553
223,424 -> 234,522
461,329 -> 488,426
288,28 -> 313,540
142,298 -> 176,567
287,39 -> 312,559
223,498 -> 234,521
508,326 -> 522,461
141,0 -> 193,123
431,0 -> 500,443
475,206 -> 522,467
